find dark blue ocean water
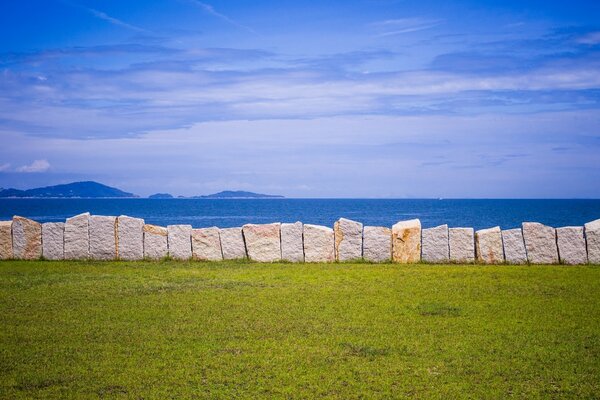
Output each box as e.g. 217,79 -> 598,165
1,199 -> 599,230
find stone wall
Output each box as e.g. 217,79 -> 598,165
1,214 -> 599,264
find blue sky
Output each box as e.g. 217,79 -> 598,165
0,0 -> 599,197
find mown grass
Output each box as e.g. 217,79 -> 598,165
1,260 -> 599,399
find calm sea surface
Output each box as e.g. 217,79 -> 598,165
1,199 -> 599,230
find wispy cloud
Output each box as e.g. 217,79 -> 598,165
16,160 -> 51,173
63,1 -> 150,34
0,163 -> 10,172
370,17 -> 443,37
183,0 -> 255,33
576,31 -> 600,45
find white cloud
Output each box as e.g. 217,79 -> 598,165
576,31 -> 600,45
0,163 -> 10,172
370,17 -> 443,37
16,159 -> 51,173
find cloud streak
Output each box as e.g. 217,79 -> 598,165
183,0 -> 255,33
16,160 -> 51,173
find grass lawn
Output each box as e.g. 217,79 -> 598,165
1,261 -> 599,399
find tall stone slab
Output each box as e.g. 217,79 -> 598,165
522,222 -> 559,264
243,223 -> 281,262
12,216 -> 42,260
0,221 -> 12,260
64,212 -> 90,260
143,224 -> 168,260
334,218 -> 363,261
475,226 -> 504,264
392,219 -> 421,263
219,227 -> 247,260
42,222 -> 64,260
192,227 -> 223,261
303,224 -> 335,262
89,215 -> 117,260
168,225 -> 192,260
363,226 -> 391,262
281,222 -> 304,262
421,224 -> 449,263
556,226 -> 587,265
585,219 -> 600,264
449,227 -> 474,263
501,228 -> 527,264
117,215 -> 144,260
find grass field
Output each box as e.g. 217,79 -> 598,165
1,260 -> 599,399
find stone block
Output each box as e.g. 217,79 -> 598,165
303,224 -> 335,262
392,219 -> 421,263
501,228 -> 527,264
243,223 -> 281,262
192,227 -> 223,261
522,222 -> 559,264
143,224 -> 168,260
12,216 -> 42,260
585,219 -> 600,264
475,226 -> 504,264
281,222 -> 304,262
421,224 -> 449,263
42,222 -> 64,260
334,218 -> 363,261
219,227 -> 247,260
449,227 -> 474,263
168,225 -> 192,260
556,226 -> 587,265
0,221 -> 12,260
117,215 -> 144,260
89,215 -> 117,260
64,212 -> 90,260
362,226 -> 391,262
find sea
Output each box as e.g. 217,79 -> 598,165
1,199 -> 599,230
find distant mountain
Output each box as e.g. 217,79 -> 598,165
148,193 -> 174,199
195,190 -> 284,199
0,181 -> 137,198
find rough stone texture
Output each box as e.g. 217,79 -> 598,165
392,219 -> 421,263
449,227 -> 474,263
281,222 -> 304,262
219,227 -> 247,260
475,226 -> 504,264
243,223 -> 281,262
64,213 -> 90,260
585,219 -> 600,264
0,221 -> 12,260
143,224 -> 168,260
362,226 -> 391,262
556,226 -> 587,265
421,224 -> 449,263
12,216 -> 42,260
117,215 -> 144,260
522,222 -> 559,264
168,225 -> 192,260
303,224 -> 335,262
89,215 -> 117,260
42,222 -> 64,260
334,218 -> 363,261
192,227 -> 223,261
501,228 -> 527,264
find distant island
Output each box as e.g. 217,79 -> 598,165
148,193 -> 174,199
0,181 -> 137,198
194,191 -> 284,199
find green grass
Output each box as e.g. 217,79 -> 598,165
1,260 -> 599,399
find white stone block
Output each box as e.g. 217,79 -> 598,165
522,222 -> 559,264
168,225 -> 192,260
362,226 -> 391,262
585,219 -> 600,264
117,215 -> 144,260
143,224 -> 168,260
12,216 -> 42,260
219,227 -> 247,260
192,227 -> 223,261
501,228 -> 527,264
421,224 -> 449,263
556,226 -> 587,265
243,223 -> 281,262
303,224 -> 334,262
281,222 -> 304,262
42,222 -> 64,260
392,219 -> 421,263
449,227 -> 474,263
475,226 -> 504,264
0,221 -> 12,260
334,218 -> 363,261
64,213 -> 90,260
89,215 -> 117,260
